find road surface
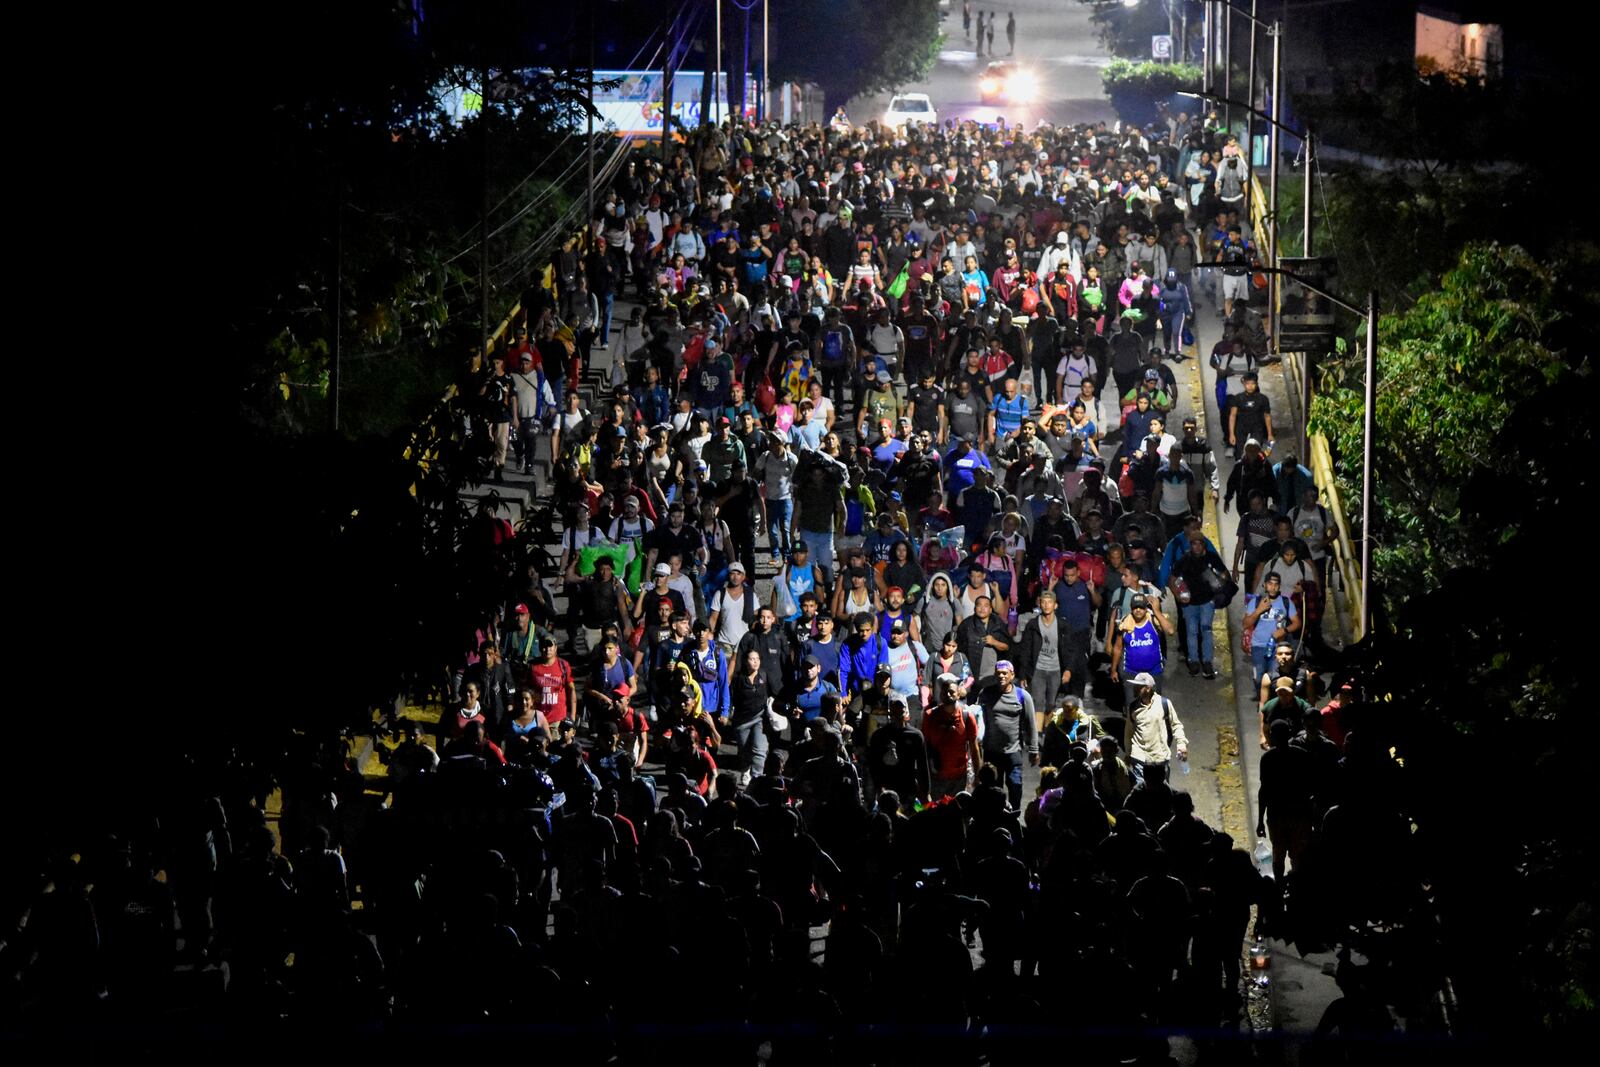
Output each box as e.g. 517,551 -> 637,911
848,0 -> 1116,130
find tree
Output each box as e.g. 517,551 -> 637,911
1079,0 -> 1172,61
1308,243 -> 1586,611
765,0 -> 942,114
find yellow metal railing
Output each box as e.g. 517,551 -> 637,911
1309,431 -> 1364,640
1260,169 -> 1364,640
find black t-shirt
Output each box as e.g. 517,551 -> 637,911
1231,391 -> 1270,437
538,338 -> 569,382
956,366 -> 990,396
900,313 -> 939,362
650,523 -> 704,566
907,385 -> 945,432
484,374 -> 514,423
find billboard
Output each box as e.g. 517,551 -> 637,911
1278,257 -> 1338,353
594,70 -> 758,135
433,70 -> 759,134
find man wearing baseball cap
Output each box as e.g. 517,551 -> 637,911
1123,671 -> 1188,784
500,602 -> 542,674
858,368 -> 902,441
1111,591 -> 1174,709
634,563 -> 688,624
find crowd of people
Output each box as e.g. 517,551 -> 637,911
5,110 -> 1405,1050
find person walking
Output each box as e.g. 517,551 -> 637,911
980,660 -> 1038,810
1006,12 -> 1016,54
1123,673 -> 1189,784
975,10 -> 986,55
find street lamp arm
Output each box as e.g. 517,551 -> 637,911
1215,0 -> 1274,31
1177,91 -> 1286,133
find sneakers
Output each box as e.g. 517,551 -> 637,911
1187,660 -> 1201,676
1202,662 -> 1217,680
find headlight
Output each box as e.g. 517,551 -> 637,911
1007,71 -> 1039,102
979,78 -> 999,95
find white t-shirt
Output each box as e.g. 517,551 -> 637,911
1289,504 -> 1330,561
711,587 -> 757,647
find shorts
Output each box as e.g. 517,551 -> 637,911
1222,273 -> 1250,300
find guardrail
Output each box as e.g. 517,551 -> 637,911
1259,167 -> 1365,641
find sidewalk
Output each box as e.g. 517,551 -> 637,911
1189,225 -> 1348,1039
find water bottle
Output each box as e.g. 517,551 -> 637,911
1253,838 -> 1273,875
1181,755 -> 1190,775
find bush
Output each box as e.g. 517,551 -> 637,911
1101,60 -> 1200,125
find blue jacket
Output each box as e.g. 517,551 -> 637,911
677,644 -> 730,716
838,634 -> 891,697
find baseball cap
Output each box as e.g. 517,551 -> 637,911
803,654 -> 822,668
1244,436 -> 1262,448
1274,676 -> 1296,691
718,415 -> 732,426
792,541 -> 810,554
727,561 -> 746,574
1144,368 -> 1160,381
514,603 -> 530,615
654,563 -> 672,576
876,369 -> 892,383
1130,594 -> 1150,608
1130,671 -> 1157,687
891,619 -> 907,633
1055,232 -> 1068,245
937,672 -> 960,686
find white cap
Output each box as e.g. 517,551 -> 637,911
1131,671 -> 1157,688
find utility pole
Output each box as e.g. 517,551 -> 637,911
1247,0 -> 1259,118
586,3 -> 596,251
1360,290 -> 1377,639
662,9 -> 675,161
481,65 -> 491,363
1267,21 -> 1281,358
715,0 -> 723,127
1202,2 -> 1211,95
1223,6 -> 1232,131
1302,129 -> 1313,257
762,0 -> 769,122
331,178 -> 342,432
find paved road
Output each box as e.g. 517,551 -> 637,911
848,0 -> 1115,129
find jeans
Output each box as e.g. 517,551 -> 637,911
733,717 -> 770,776
1182,602 -> 1215,664
1129,755 -> 1169,786
799,527 -> 835,588
1251,641 -> 1275,682
598,291 -> 615,345
767,497 -> 794,557
989,750 -> 1025,809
